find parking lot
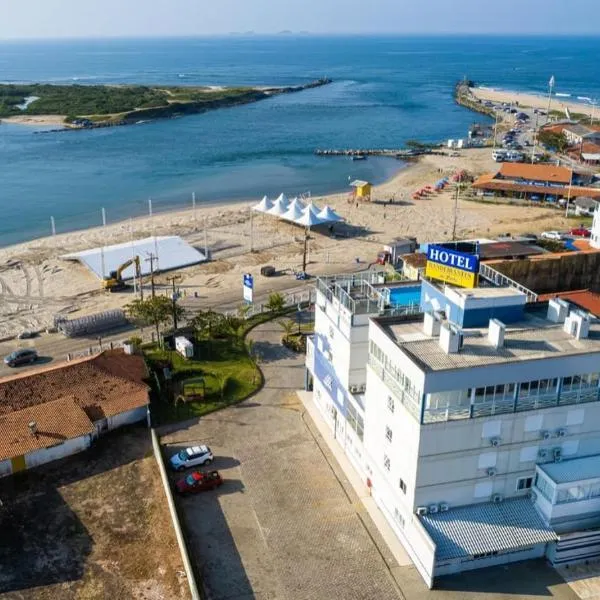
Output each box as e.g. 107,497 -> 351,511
160,321 -> 580,600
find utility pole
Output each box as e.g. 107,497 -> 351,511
204,216 -> 208,259
250,210 -> 254,252
302,228 -> 309,272
565,168 -> 573,218
492,111 -> 499,151
192,192 -> 197,221
531,112 -> 539,164
166,275 -> 182,331
451,174 -> 461,241
145,253 -> 157,297
546,75 -> 555,121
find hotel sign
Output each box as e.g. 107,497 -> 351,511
425,245 -> 479,288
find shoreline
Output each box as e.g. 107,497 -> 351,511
1,114 -> 68,127
471,86 -> 598,118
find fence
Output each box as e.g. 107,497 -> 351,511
55,309 -> 129,337
478,263 -> 539,302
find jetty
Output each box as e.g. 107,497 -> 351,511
314,148 -> 443,158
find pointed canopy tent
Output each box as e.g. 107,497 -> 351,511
281,203 -> 305,222
303,202 -> 322,217
267,196 -> 290,216
294,208 -> 325,228
275,193 -> 289,203
252,195 -> 273,213
287,197 -> 307,212
317,205 -> 344,222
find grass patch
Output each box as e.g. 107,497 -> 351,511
145,337 -> 261,424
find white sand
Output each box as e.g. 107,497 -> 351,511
1,114 -> 67,126
472,87 -> 597,120
0,148 -> 575,339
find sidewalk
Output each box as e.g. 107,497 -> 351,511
297,390 -> 412,568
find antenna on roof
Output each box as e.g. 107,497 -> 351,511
28,421 -> 38,437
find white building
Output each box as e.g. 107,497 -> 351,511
590,202 -> 600,249
306,276 -> 600,587
305,272 -> 422,475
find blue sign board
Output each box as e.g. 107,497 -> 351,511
426,244 -> 479,273
243,273 -> 253,303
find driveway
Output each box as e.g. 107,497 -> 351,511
160,320 -> 402,600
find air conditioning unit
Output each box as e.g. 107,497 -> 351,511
358,384 -> 366,393
538,448 -> 549,460
428,504 -> 439,514
553,447 -> 562,462
349,385 -> 358,394
492,494 -> 504,503
416,506 -> 428,516
530,491 -> 538,503
557,428 -> 567,437
541,430 -> 551,440
439,503 -> 449,512
489,437 -> 501,447
487,467 -> 497,477
555,455 -> 563,463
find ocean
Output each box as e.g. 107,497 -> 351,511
1,35 -> 599,247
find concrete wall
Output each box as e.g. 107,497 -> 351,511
108,406 -> 148,431
491,253 -> 600,294
25,435 -> 91,469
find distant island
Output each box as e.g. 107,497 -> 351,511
0,78 -> 332,129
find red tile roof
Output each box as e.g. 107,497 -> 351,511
0,398 -> 94,462
0,350 -> 149,425
498,163 -> 572,184
538,289 -> 600,317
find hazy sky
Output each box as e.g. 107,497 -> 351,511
1,0 -> 598,39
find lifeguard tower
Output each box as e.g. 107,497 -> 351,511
349,180 -> 372,202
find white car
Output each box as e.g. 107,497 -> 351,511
169,445 -> 214,471
541,231 -> 564,240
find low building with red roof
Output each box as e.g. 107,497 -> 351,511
0,349 -> 150,477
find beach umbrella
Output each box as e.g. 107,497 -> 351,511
252,195 -> 273,213
295,208 -> 325,227
281,202 -> 305,222
317,205 -> 344,222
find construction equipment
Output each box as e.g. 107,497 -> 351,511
102,256 -> 141,292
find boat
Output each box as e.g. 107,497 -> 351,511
352,155 -> 367,161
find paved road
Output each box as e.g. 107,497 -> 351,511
160,320 -> 403,600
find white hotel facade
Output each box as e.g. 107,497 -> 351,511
306,274 -> 600,587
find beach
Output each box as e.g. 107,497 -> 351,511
0,147 -> 576,340
472,87 -> 597,119
1,114 -> 67,126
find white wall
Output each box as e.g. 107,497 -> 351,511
25,435 -> 91,469
107,406 -> 148,430
0,459 -> 12,478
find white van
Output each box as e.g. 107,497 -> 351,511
492,150 -> 507,162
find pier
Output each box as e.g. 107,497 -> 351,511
314,148 -> 443,158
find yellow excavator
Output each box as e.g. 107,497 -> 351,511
102,256 -> 141,292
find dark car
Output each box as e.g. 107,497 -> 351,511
175,470 -> 224,495
4,348 -> 38,367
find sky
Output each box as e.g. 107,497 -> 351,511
0,0 -> 598,39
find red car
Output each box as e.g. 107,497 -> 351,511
569,227 -> 591,238
175,470 -> 224,495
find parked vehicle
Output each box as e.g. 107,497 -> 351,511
3,348 -> 38,367
541,231 -> 564,240
17,330 -> 36,340
169,445 -> 214,471
569,227 -> 591,238
175,470 -> 224,495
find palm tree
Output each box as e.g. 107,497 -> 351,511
278,319 -> 295,336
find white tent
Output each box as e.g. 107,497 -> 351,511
267,196 -> 289,216
281,203 -> 305,222
287,197 -> 306,212
303,202 -> 322,218
275,193 -> 289,203
295,207 -> 325,228
252,195 -> 273,213
317,205 -> 344,222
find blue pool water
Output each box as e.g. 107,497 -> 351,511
388,285 -> 422,307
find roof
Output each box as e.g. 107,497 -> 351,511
472,178 -> 600,200
0,398 -> 94,462
574,197 -> 598,208
563,124 -> 599,138
382,313 -> 600,372
349,180 -> 371,188
0,350 -> 149,422
497,163 -> 572,184
401,253 -> 428,268
61,235 -> 206,281
479,241 -> 544,260
420,497 -> 556,561
539,454 -> 600,485
541,290 -> 600,317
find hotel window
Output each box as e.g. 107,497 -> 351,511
394,508 -> 405,528
347,402 -> 364,441
399,478 -> 407,494
519,378 -> 558,398
385,426 -> 393,443
474,383 -> 515,404
516,476 -> 533,491
383,455 -> 391,471
563,373 -> 600,393
387,396 -> 395,413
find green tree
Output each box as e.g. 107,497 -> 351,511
237,304 -> 252,319
537,130 -> 570,153
125,296 -> 183,342
190,309 -> 221,339
266,292 -> 285,313
278,318 -> 295,336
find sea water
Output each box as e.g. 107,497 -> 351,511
0,35 -> 599,246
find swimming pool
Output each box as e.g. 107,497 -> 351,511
388,285 -> 422,307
